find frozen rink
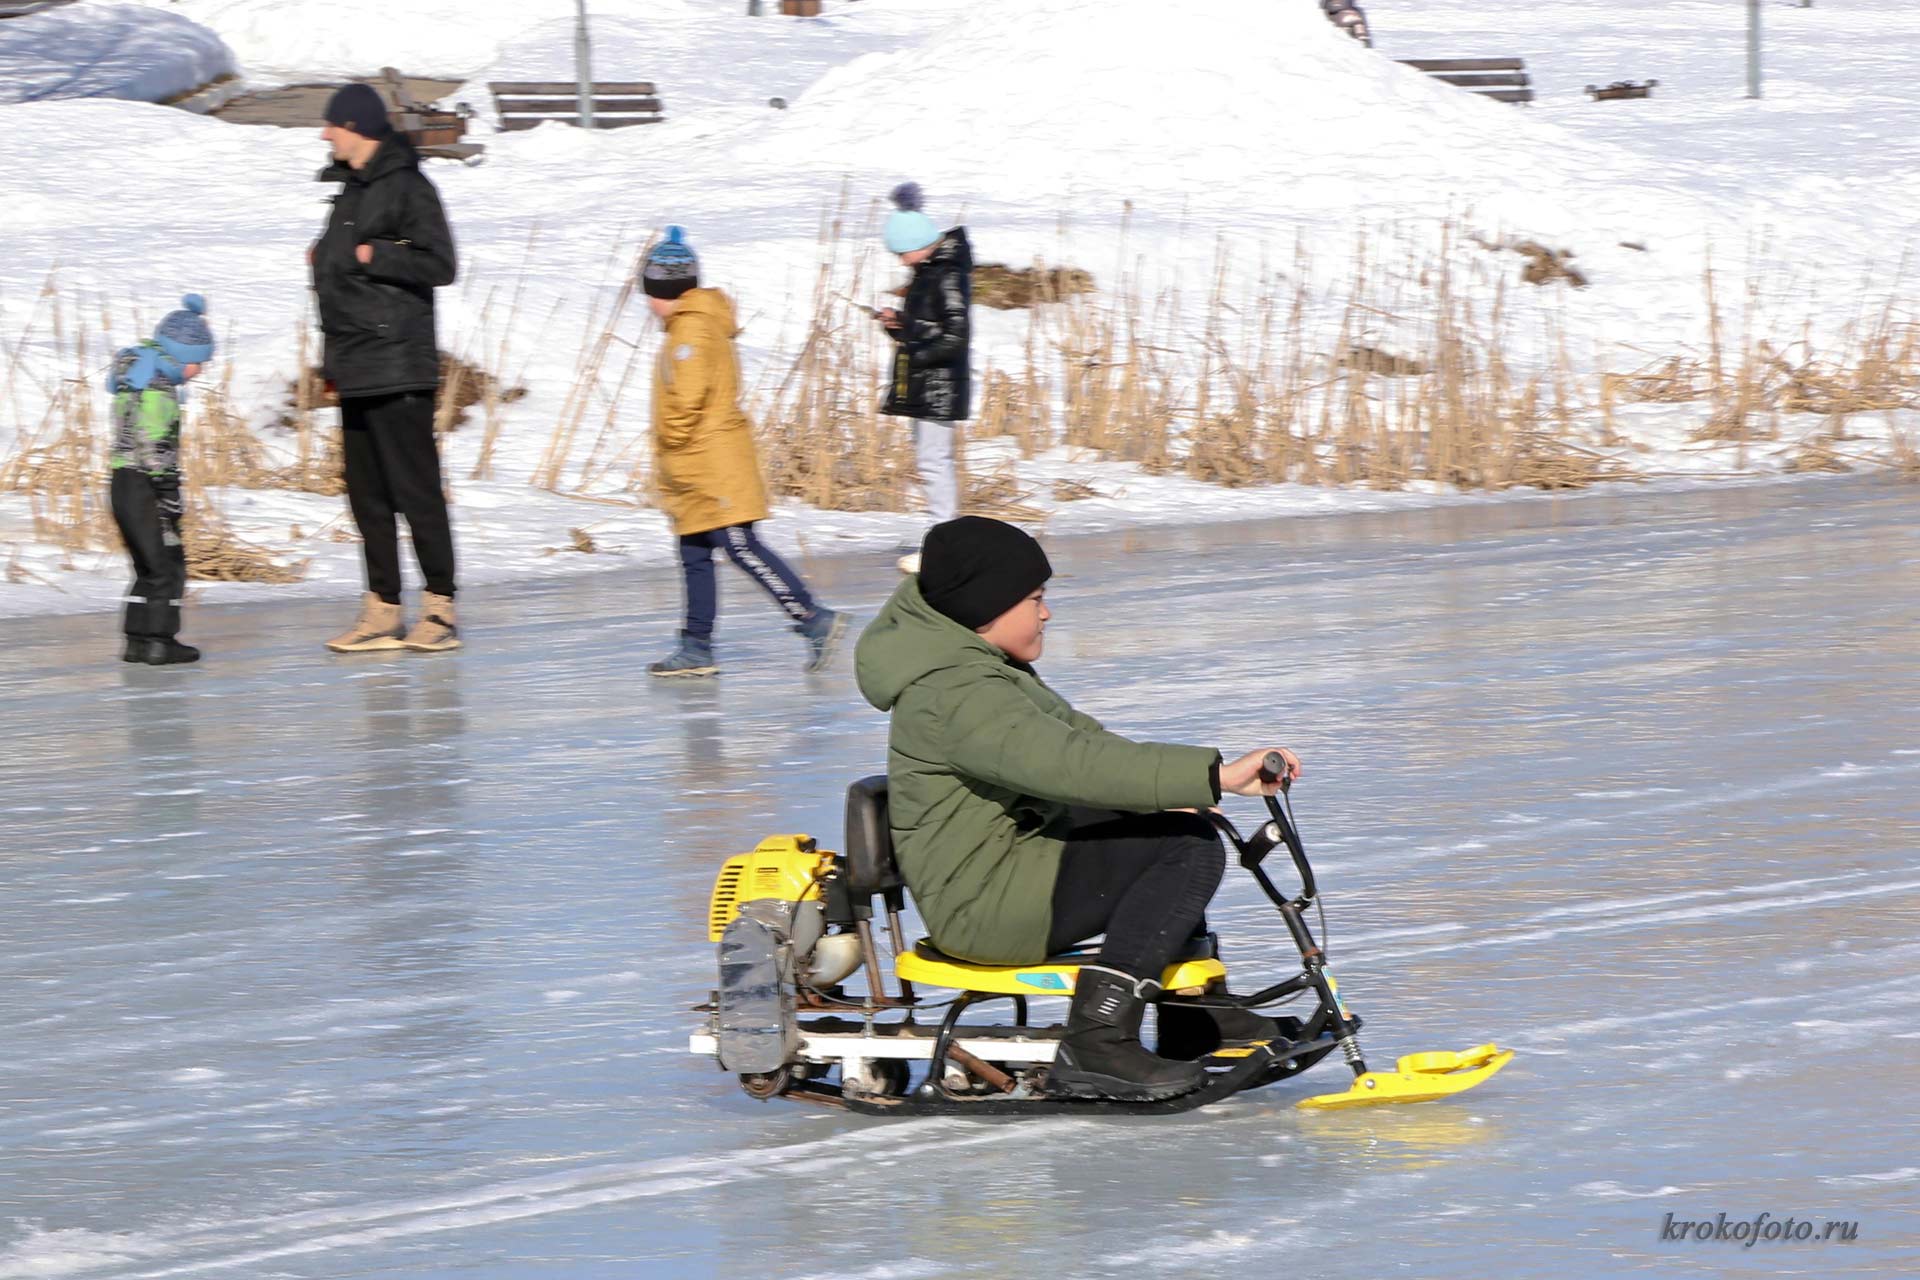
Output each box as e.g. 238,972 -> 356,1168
2,476 -> 1917,1277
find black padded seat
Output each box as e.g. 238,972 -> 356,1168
844,775 -> 904,897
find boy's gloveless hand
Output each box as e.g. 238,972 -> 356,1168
1219,747 -> 1303,797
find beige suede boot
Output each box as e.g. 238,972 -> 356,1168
325,593 -> 407,653
402,592 -> 461,652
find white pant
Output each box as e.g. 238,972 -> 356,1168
913,419 -> 959,525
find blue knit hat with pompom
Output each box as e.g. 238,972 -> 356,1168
883,183 -> 939,254
153,294 -> 213,365
642,226 -> 700,299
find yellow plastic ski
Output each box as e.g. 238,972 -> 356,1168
1296,1043 -> 1513,1110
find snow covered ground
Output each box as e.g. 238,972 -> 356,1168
3,0 -> 1917,619
0,2 -> 234,106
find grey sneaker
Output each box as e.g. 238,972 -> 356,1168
649,632 -> 717,679
799,608 -> 849,674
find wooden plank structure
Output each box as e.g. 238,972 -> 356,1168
380,67 -> 480,160
489,81 -> 664,131
1398,57 -> 1534,105
1586,79 -> 1658,102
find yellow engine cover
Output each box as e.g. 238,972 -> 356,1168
707,835 -> 835,941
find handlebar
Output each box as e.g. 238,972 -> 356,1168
1207,757 -> 1316,907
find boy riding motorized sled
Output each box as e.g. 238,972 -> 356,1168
855,517 -> 1300,1101
688,517 -> 1510,1114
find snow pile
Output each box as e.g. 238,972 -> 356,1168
0,3 -> 235,106
753,0 -> 1694,243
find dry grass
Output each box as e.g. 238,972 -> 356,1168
6,221 -> 1918,599
285,351 -> 527,433
972,263 -> 1097,310
179,470 -> 307,583
750,200 -> 917,511
1891,431 -> 1920,480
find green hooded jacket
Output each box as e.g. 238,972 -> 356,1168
854,577 -> 1222,965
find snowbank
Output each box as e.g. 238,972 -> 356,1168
763,2 -> 1653,228
0,2 -> 234,106
1,0 -> 1917,619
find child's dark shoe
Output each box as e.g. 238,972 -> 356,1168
139,639 -> 201,666
798,607 -> 848,674
648,632 -> 717,679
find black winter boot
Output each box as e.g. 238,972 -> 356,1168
1046,966 -> 1206,1102
137,638 -> 201,665
122,636 -> 151,663
1158,982 -> 1305,1060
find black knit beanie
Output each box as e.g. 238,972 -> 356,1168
919,517 -> 1053,630
324,83 -> 393,139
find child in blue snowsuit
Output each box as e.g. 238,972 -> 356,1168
109,295 -> 215,665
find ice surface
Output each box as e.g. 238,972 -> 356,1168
1,476 -> 1915,1276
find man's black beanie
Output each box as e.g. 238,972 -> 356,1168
324,83 -> 393,139
919,516 -> 1053,631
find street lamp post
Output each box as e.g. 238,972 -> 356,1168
1747,0 -> 1762,99
575,0 -> 595,128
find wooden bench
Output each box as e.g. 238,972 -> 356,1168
489,81 -> 664,131
1398,58 -> 1534,105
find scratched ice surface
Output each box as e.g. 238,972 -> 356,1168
2,476 -> 1916,1278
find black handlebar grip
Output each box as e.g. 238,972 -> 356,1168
1261,751 -> 1287,780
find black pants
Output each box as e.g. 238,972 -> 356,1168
679,523 -> 816,641
1046,809 -> 1226,982
110,469 -> 186,639
341,392 -> 456,603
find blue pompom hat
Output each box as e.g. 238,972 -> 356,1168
153,294 -> 214,365
642,226 -> 700,299
883,182 -> 939,255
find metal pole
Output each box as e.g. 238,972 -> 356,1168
1747,0 -> 1762,99
575,0 -> 595,128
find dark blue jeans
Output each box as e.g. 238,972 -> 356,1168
680,523 -> 816,641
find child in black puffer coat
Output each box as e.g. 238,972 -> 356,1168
877,182 -> 971,573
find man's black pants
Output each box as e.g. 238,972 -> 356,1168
111,469 -> 186,639
341,392 -> 456,603
1046,809 -> 1226,982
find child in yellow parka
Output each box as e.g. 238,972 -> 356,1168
642,227 -> 846,677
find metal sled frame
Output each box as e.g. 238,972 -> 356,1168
691,759 -> 1511,1116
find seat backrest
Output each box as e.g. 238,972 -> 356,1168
844,775 -> 904,897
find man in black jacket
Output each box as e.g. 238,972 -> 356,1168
312,83 -> 462,653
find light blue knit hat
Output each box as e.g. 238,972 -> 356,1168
153,294 -> 214,365
883,183 -> 939,254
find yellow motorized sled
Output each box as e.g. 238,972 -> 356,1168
688,756 -> 1512,1116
